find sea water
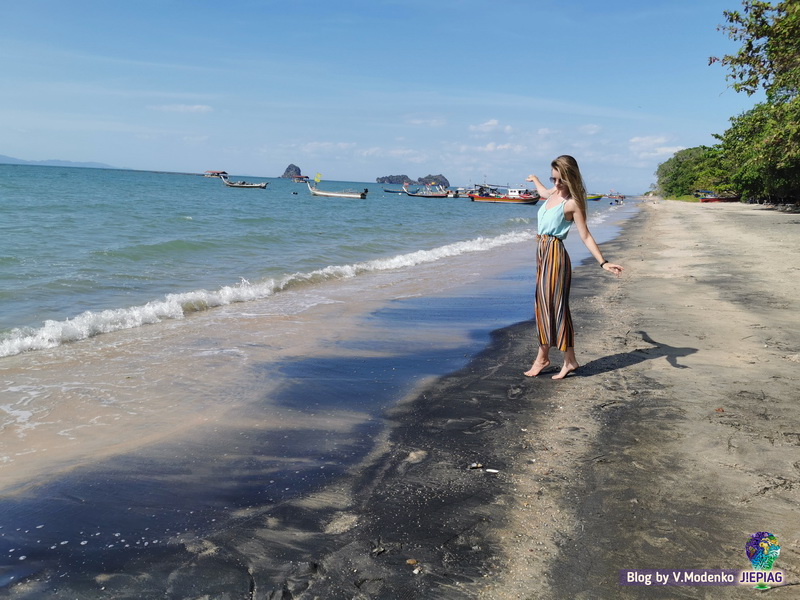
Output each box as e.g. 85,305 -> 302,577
1,166 -> 532,349
0,164 -> 637,590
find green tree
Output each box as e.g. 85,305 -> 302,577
656,146 -> 729,197
715,97 -> 800,200
692,146 -> 732,192
710,0 -> 800,200
711,0 -> 800,103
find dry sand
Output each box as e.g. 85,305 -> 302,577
474,199 -> 800,599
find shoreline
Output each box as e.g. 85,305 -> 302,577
6,199 -> 799,598
274,199 -> 800,598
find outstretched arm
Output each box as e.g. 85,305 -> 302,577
526,174 -> 555,199
567,201 -> 624,276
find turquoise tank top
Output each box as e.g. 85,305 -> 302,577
537,198 -> 573,239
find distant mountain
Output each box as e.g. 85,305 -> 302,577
377,174 -> 450,187
376,174 -> 415,185
0,154 -> 116,169
280,164 -> 303,178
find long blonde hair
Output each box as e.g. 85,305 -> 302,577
551,155 -> 587,214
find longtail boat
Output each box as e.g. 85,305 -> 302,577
469,186 -> 539,205
221,176 -> 268,189
405,184 -> 449,198
307,181 -> 368,199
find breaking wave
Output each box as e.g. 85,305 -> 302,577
0,230 -> 534,357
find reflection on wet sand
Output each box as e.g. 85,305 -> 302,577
0,240 -> 541,595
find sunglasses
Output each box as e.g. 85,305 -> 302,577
550,176 -> 564,184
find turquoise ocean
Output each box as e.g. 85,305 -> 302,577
0,164 -> 638,591
2,166 -> 546,351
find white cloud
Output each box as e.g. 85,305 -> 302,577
579,124 -> 602,135
358,146 -> 383,157
387,148 -> 427,163
301,141 -> 356,154
629,135 -> 684,159
485,142 -> 524,153
148,104 -> 213,113
469,119 -> 512,134
470,119 -> 498,132
457,142 -> 526,154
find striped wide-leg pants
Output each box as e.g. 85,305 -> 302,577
535,235 -> 574,351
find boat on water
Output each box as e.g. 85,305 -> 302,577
292,175 -> 310,183
404,184 -> 449,198
220,175 -> 268,189
469,186 -> 539,205
448,188 -> 472,198
586,194 -> 603,201
307,181 -> 368,199
384,187 -> 418,194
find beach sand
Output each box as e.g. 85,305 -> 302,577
471,200 -> 800,599
271,199 -> 800,599
9,200 -> 799,598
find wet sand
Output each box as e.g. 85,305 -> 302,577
6,200 -> 800,598
275,199 -> 800,599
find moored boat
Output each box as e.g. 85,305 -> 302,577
220,175 -> 268,189
307,181 -> 368,199
406,190 -> 449,198
586,194 -> 603,201
384,187 -> 418,194
695,189 -> 740,203
404,184 -> 449,198
468,186 -> 539,205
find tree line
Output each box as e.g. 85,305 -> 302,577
656,0 -> 799,202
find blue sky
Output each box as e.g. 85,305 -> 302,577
2,0 -> 761,192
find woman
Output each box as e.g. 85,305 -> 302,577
524,155 -> 623,379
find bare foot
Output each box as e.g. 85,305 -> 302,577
524,359 -> 550,377
552,362 -> 579,380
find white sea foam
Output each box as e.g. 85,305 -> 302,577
0,230 -> 535,358
0,404 -> 37,437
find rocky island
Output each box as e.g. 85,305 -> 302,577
278,165 -> 450,187
377,174 -> 450,187
280,164 -> 304,178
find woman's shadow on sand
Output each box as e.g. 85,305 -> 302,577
580,330 -> 698,376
